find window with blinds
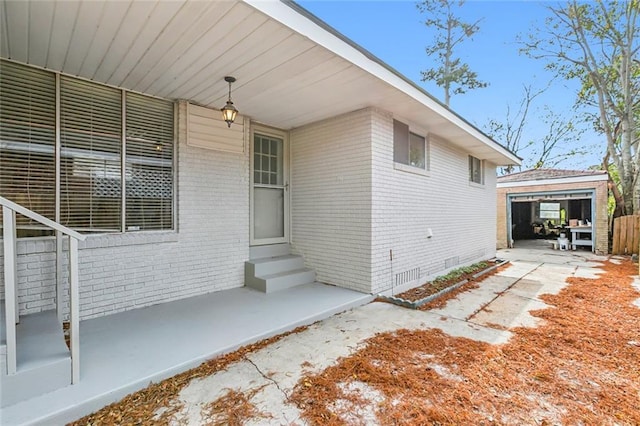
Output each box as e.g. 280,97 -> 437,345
125,93 -> 174,231
60,77 -> 122,232
0,61 -> 56,236
0,60 -> 175,236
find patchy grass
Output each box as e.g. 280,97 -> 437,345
290,259 -> 640,425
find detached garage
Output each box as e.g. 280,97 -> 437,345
496,169 -> 609,254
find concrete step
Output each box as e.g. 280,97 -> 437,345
245,254 -> 305,278
1,310 -> 71,408
247,268 -> 316,293
249,243 -> 291,259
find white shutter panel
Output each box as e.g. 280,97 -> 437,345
60,76 -> 122,232
125,93 -> 174,231
187,103 -> 244,153
0,60 -> 56,235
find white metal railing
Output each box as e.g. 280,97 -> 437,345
1,196 -> 85,384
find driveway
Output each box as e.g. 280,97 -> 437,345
161,247 -> 616,425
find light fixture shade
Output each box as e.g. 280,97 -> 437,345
221,101 -> 238,128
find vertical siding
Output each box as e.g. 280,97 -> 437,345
1,101 -> 250,319
371,110 -> 497,294
290,109 -> 373,293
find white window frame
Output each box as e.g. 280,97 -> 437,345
393,119 -> 429,175
469,155 -> 484,186
0,59 -> 176,235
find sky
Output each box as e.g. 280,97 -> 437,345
297,0 -> 604,170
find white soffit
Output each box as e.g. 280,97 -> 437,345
1,0 -> 519,165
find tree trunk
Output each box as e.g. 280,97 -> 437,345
633,175 -> 640,215
609,180 -> 626,218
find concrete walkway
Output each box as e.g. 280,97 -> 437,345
164,247 -> 607,425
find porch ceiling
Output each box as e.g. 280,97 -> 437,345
1,0 -> 520,166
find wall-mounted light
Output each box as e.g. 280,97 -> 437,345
220,76 -> 238,128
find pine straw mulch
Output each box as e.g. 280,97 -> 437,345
290,259 -> 640,425
68,325 -> 308,426
201,386 -> 272,426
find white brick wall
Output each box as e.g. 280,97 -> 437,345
290,107 -> 497,295
371,110 -> 497,294
290,109 -> 373,293
2,104 -> 499,316
1,101 -> 250,320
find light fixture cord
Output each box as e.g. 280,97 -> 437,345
228,81 -> 232,102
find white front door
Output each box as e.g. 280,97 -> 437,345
250,128 -> 289,245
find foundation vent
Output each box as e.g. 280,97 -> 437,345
395,267 -> 421,286
444,256 -> 460,269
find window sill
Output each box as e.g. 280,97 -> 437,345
393,162 -> 430,177
469,181 -> 485,189
80,231 -> 179,249
10,231 -> 179,254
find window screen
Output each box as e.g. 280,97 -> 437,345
469,155 -> 483,184
393,120 -> 409,165
394,119 -> 426,170
0,61 -> 56,235
409,132 -> 426,169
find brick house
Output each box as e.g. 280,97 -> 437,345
496,169 -> 609,254
1,0 -> 520,408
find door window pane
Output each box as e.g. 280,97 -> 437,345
254,187 -> 284,239
254,134 -> 283,185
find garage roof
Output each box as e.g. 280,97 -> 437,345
497,169 -> 608,184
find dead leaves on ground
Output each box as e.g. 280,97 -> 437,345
290,259 -> 640,425
68,326 -> 308,426
202,386 -> 272,426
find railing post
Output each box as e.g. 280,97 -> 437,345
69,236 -> 80,384
56,231 -> 64,324
3,206 -> 18,375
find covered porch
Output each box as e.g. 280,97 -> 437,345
1,283 -> 372,425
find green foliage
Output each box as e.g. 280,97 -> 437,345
432,261 -> 489,284
417,0 -> 488,106
521,0 -> 639,213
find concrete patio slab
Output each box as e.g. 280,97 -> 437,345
168,300 -> 513,425
164,251 -> 608,425
471,292 -> 549,329
1,283 -> 373,426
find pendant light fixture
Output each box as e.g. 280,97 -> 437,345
220,76 -> 238,128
